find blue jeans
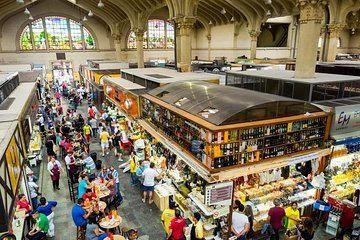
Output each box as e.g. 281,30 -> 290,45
130,173 -> 137,185
31,197 -> 38,209
98,233 -> 108,240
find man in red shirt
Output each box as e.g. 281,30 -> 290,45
268,198 -> 285,240
168,209 -> 186,240
82,189 -> 97,201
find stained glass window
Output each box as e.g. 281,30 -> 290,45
127,19 -> 174,49
148,19 -> 165,48
45,17 -> 70,50
20,26 -> 32,50
69,19 -> 83,50
31,19 -> 46,50
83,28 -> 96,49
166,22 -> 175,49
128,31 -> 137,49
20,16 -> 96,51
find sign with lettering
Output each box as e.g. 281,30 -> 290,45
331,104 -> 360,136
205,181 -> 233,206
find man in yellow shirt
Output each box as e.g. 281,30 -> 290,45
285,202 -> 300,229
161,202 -> 176,236
100,128 -> 110,156
192,212 -> 204,240
83,122 -> 92,143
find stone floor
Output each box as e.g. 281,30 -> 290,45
36,99 -> 164,240
32,97 -> 360,240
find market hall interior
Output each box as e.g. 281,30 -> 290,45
0,0 -> 360,240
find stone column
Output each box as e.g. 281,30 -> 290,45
249,30 -> 261,59
134,29 -> 145,68
175,25 -> 181,68
294,0 -> 327,79
318,27 -> 326,62
325,23 -> 344,62
114,34 -> 122,61
207,34 -> 211,60
177,17 -> 196,72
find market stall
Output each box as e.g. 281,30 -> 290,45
121,67 -> 220,90
103,77 -> 147,119
82,60 -> 129,107
137,81 -> 332,238
0,121 -> 27,237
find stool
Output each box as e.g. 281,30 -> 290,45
76,226 -> 86,240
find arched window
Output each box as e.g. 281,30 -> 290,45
337,38 -> 341,48
127,19 -> 174,49
20,16 -> 96,51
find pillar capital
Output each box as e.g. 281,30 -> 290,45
112,34 -> 122,43
328,23 -> 345,38
249,30 -> 261,41
133,28 -> 145,40
297,0 -> 328,24
176,17 -> 196,36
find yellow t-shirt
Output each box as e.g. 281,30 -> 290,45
100,131 -> 110,143
195,221 -> 204,239
83,125 -> 92,135
285,206 -> 300,228
129,158 -> 138,173
161,209 -> 175,234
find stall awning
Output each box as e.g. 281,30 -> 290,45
146,81 -> 323,125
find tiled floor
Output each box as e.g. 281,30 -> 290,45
37,100 -> 164,240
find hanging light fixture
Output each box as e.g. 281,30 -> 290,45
83,16 -> 88,22
221,8 -> 226,15
268,24 -> 272,29
88,10 -> 94,17
16,0 -> 25,4
24,8 -> 30,15
97,0 -> 104,8
29,15 -> 34,21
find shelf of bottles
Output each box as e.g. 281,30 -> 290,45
207,118 -> 327,169
141,98 -> 328,170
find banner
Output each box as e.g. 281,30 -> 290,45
331,104 -> 360,136
5,136 -> 21,194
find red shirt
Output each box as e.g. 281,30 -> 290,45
88,108 -> 95,118
17,200 -> 31,212
82,192 -> 97,201
169,217 -> 186,240
268,207 -> 285,230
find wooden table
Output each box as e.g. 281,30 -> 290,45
92,179 -> 111,199
99,215 -> 123,232
12,210 -> 26,240
84,200 -> 107,212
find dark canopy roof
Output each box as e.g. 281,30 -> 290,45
147,81 -> 323,125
